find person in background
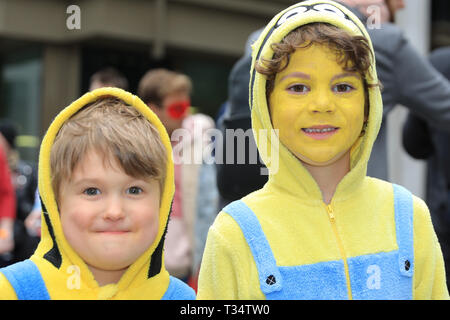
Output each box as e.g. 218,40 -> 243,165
23,187 -> 42,240
402,46 -> 450,290
0,121 -> 38,265
215,37 -> 267,210
89,67 -> 129,91
138,69 -> 217,288
0,127 -> 16,267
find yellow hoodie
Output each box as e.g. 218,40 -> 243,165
197,0 -> 449,300
0,87 -> 195,300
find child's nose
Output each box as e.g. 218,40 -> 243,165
103,195 -> 125,220
308,91 -> 336,114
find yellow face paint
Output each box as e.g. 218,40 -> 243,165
269,43 -> 365,166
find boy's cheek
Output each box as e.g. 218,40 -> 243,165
60,207 -> 91,232
268,93 -> 297,126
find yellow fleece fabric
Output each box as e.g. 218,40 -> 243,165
0,87 -> 176,299
197,0 -> 449,300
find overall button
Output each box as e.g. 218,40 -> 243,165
404,260 -> 411,271
266,275 -> 276,285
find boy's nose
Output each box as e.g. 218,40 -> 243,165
103,196 -> 125,220
308,91 -> 336,114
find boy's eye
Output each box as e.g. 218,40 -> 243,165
127,186 -> 143,195
333,84 -> 354,93
287,84 -> 309,93
84,188 -> 100,196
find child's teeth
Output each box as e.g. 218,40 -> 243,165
305,128 -> 335,133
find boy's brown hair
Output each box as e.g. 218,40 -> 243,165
256,22 -> 380,119
137,68 -> 192,107
51,97 -> 167,201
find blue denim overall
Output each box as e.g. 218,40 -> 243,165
222,184 -> 414,300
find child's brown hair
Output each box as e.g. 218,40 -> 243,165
50,97 -> 167,201
137,68 -> 192,107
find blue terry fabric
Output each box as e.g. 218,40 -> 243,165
273,262 -> 348,300
161,276 -> 196,300
392,183 -> 414,278
223,200 -> 283,295
347,251 -> 413,299
0,259 -> 50,300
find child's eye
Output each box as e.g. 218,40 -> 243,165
287,84 -> 309,93
127,186 -> 143,195
333,84 -> 354,93
84,188 -> 100,196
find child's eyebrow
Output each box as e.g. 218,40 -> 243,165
71,178 -> 101,186
330,72 -> 361,82
280,72 -> 310,82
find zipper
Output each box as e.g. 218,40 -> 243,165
326,204 -> 353,300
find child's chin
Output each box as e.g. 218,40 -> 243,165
296,153 -> 335,166
296,150 -> 348,167
84,249 -> 139,271
92,256 -> 134,271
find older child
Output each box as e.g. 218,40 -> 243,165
197,0 -> 449,299
0,87 -> 195,299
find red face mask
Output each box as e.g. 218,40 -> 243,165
166,100 -> 190,119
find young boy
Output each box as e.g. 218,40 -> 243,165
197,0 -> 449,299
0,87 -> 195,299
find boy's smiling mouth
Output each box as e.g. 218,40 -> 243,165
94,226 -> 131,234
98,230 -> 130,234
301,125 -> 339,140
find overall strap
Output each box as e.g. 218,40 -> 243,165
0,259 -> 50,300
223,200 -> 282,295
161,276 -> 196,300
392,183 -> 414,277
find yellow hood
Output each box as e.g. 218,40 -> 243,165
249,0 -> 383,202
33,87 -> 174,299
